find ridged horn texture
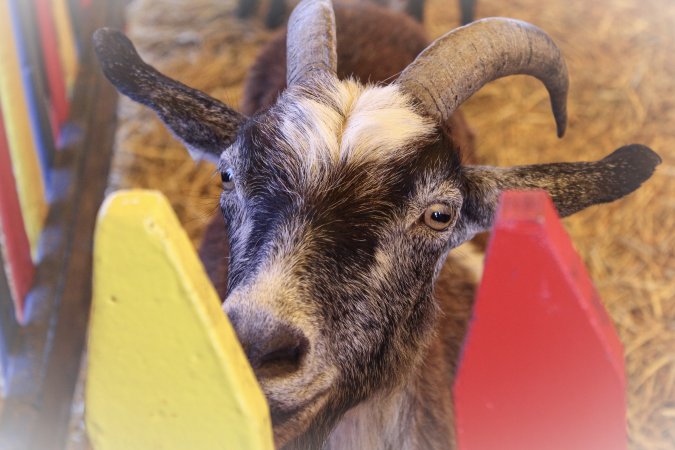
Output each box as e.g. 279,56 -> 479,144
286,0 -> 338,86
397,18 -> 569,137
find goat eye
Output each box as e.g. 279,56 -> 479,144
423,204 -> 456,231
221,168 -> 235,190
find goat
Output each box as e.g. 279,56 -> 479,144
93,0 -> 661,448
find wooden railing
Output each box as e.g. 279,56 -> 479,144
88,189 -> 626,449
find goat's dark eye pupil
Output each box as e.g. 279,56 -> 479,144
423,203 -> 455,231
431,211 -> 451,223
221,169 -> 235,191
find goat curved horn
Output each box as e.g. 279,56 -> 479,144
286,0 -> 338,86
397,18 -> 569,137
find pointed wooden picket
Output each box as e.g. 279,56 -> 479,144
87,190 -> 274,450
0,108 -> 34,323
53,0 -> 79,96
454,190 -> 626,450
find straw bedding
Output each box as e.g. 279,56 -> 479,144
104,0 -> 674,447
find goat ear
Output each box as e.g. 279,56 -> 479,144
457,144 -> 661,238
93,28 -> 247,164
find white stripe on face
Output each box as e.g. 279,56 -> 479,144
276,77 -> 436,183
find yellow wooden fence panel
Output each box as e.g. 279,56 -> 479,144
87,190 -> 274,450
53,0 -> 79,95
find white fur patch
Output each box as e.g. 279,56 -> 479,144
276,77 -> 436,179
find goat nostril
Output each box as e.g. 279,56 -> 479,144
259,343 -> 302,368
226,307 -> 310,379
254,329 -> 309,379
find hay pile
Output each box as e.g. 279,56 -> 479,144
106,0 -> 674,448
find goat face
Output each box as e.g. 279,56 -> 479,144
94,0 -> 660,447
220,78 -> 461,444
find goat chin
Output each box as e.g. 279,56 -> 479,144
322,244 -> 482,450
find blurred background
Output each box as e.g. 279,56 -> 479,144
0,0 -> 672,449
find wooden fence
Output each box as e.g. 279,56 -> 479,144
0,2 -> 124,448
0,0 -> 82,331
87,189 -> 626,449
0,1 -> 628,448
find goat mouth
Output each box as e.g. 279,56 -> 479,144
269,402 -> 302,428
267,389 -> 331,447
268,388 -> 327,426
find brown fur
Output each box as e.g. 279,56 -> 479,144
322,254 -> 477,449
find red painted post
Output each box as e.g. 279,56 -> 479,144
34,0 -> 69,139
454,190 -> 626,450
0,108 -> 34,323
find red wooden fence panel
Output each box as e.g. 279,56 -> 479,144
454,190 -> 626,450
0,108 -> 34,323
34,0 -> 69,139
